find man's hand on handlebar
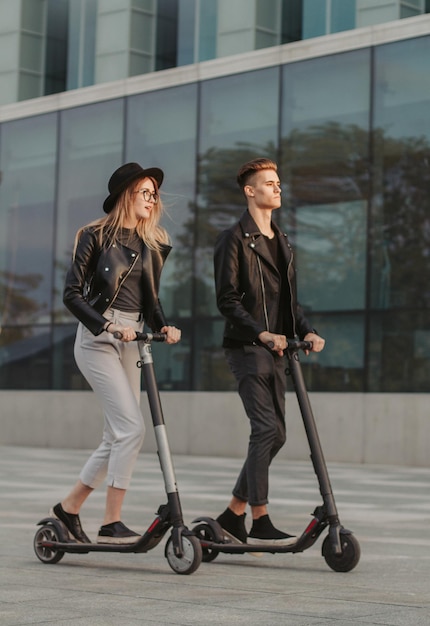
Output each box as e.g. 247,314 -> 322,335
303,332 -> 325,355
258,331 -> 287,356
258,330 -> 325,356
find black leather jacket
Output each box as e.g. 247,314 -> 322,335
63,227 -> 171,335
214,210 -> 313,344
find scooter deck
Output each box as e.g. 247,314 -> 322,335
36,516 -> 168,553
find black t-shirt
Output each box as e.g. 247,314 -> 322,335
113,228 -> 145,312
264,234 -> 291,335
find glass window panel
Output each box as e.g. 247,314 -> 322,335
177,0 -> 195,65
52,324 -> 90,390
280,49 -> 371,313
371,36 -> 430,311
331,0 -> 356,33
193,319 -> 235,391
126,84 -> 198,320
303,0 -> 327,39
129,51 -> 152,75
130,10 -> 154,53
400,6 -> 421,18
20,33 -> 43,72
297,313 -> 365,391
256,0 -> 281,30
198,0 -> 217,61
281,0 -> 303,43
0,325 -> 52,389
256,31 -> 279,49
53,99 -> 124,323
367,310 -> 430,392
198,67 -> 280,317
0,113 -> 57,326
44,0 -> 68,96
18,74 -> 42,101
148,318 -> 192,390
67,0 -> 97,89
294,201 -> 367,311
155,0 -> 179,70
22,0 -> 45,32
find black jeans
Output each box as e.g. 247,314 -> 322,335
225,345 -> 287,506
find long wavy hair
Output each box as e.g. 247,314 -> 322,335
73,176 -> 169,257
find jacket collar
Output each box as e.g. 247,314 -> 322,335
238,209 -> 263,238
238,208 -> 285,240
238,208 -> 292,269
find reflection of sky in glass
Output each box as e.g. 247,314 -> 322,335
282,49 -> 370,130
200,67 -> 279,151
374,37 -> 430,139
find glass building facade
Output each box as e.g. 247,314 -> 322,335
1,0 -> 429,106
1,26 -> 429,394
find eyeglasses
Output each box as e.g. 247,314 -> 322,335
135,189 -> 159,203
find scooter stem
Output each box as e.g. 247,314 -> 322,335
287,350 -> 342,554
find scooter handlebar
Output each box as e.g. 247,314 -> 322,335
286,339 -> 313,352
113,330 -> 167,342
267,339 -> 313,352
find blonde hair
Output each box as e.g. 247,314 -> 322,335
73,176 -> 169,257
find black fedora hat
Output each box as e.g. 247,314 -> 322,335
103,162 -> 164,213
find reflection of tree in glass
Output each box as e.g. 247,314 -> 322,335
377,134 -> 430,308
0,270 -> 43,341
282,121 -> 371,207
174,121 -> 430,317
171,142 -> 277,314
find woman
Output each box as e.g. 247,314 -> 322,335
52,162 -> 181,545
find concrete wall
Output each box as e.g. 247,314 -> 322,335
1,390 -> 429,467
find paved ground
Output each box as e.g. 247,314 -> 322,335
0,445 -> 429,625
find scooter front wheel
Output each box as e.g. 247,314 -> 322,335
34,524 -> 65,564
322,532 -> 360,572
165,534 -> 202,575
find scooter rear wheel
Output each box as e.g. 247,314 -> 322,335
193,523 -> 220,562
34,524 -> 65,564
165,534 -> 202,575
322,532 -> 360,572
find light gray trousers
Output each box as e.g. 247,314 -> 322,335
74,308 -> 145,490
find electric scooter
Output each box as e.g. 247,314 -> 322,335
192,339 -> 360,572
33,331 -> 202,575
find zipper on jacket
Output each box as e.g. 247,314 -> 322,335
286,251 -> 297,337
256,254 -> 270,330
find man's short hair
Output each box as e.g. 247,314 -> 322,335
236,158 -> 278,190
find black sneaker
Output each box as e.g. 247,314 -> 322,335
97,521 -> 140,544
50,502 -> 91,543
248,514 -> 296,546
216,508 -> 247,544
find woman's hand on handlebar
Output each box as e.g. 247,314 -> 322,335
303,332 -> 325,355
160,325 -> 181,344
105,322 -> 136,342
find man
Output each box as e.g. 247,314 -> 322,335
213,157 -> 325,546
